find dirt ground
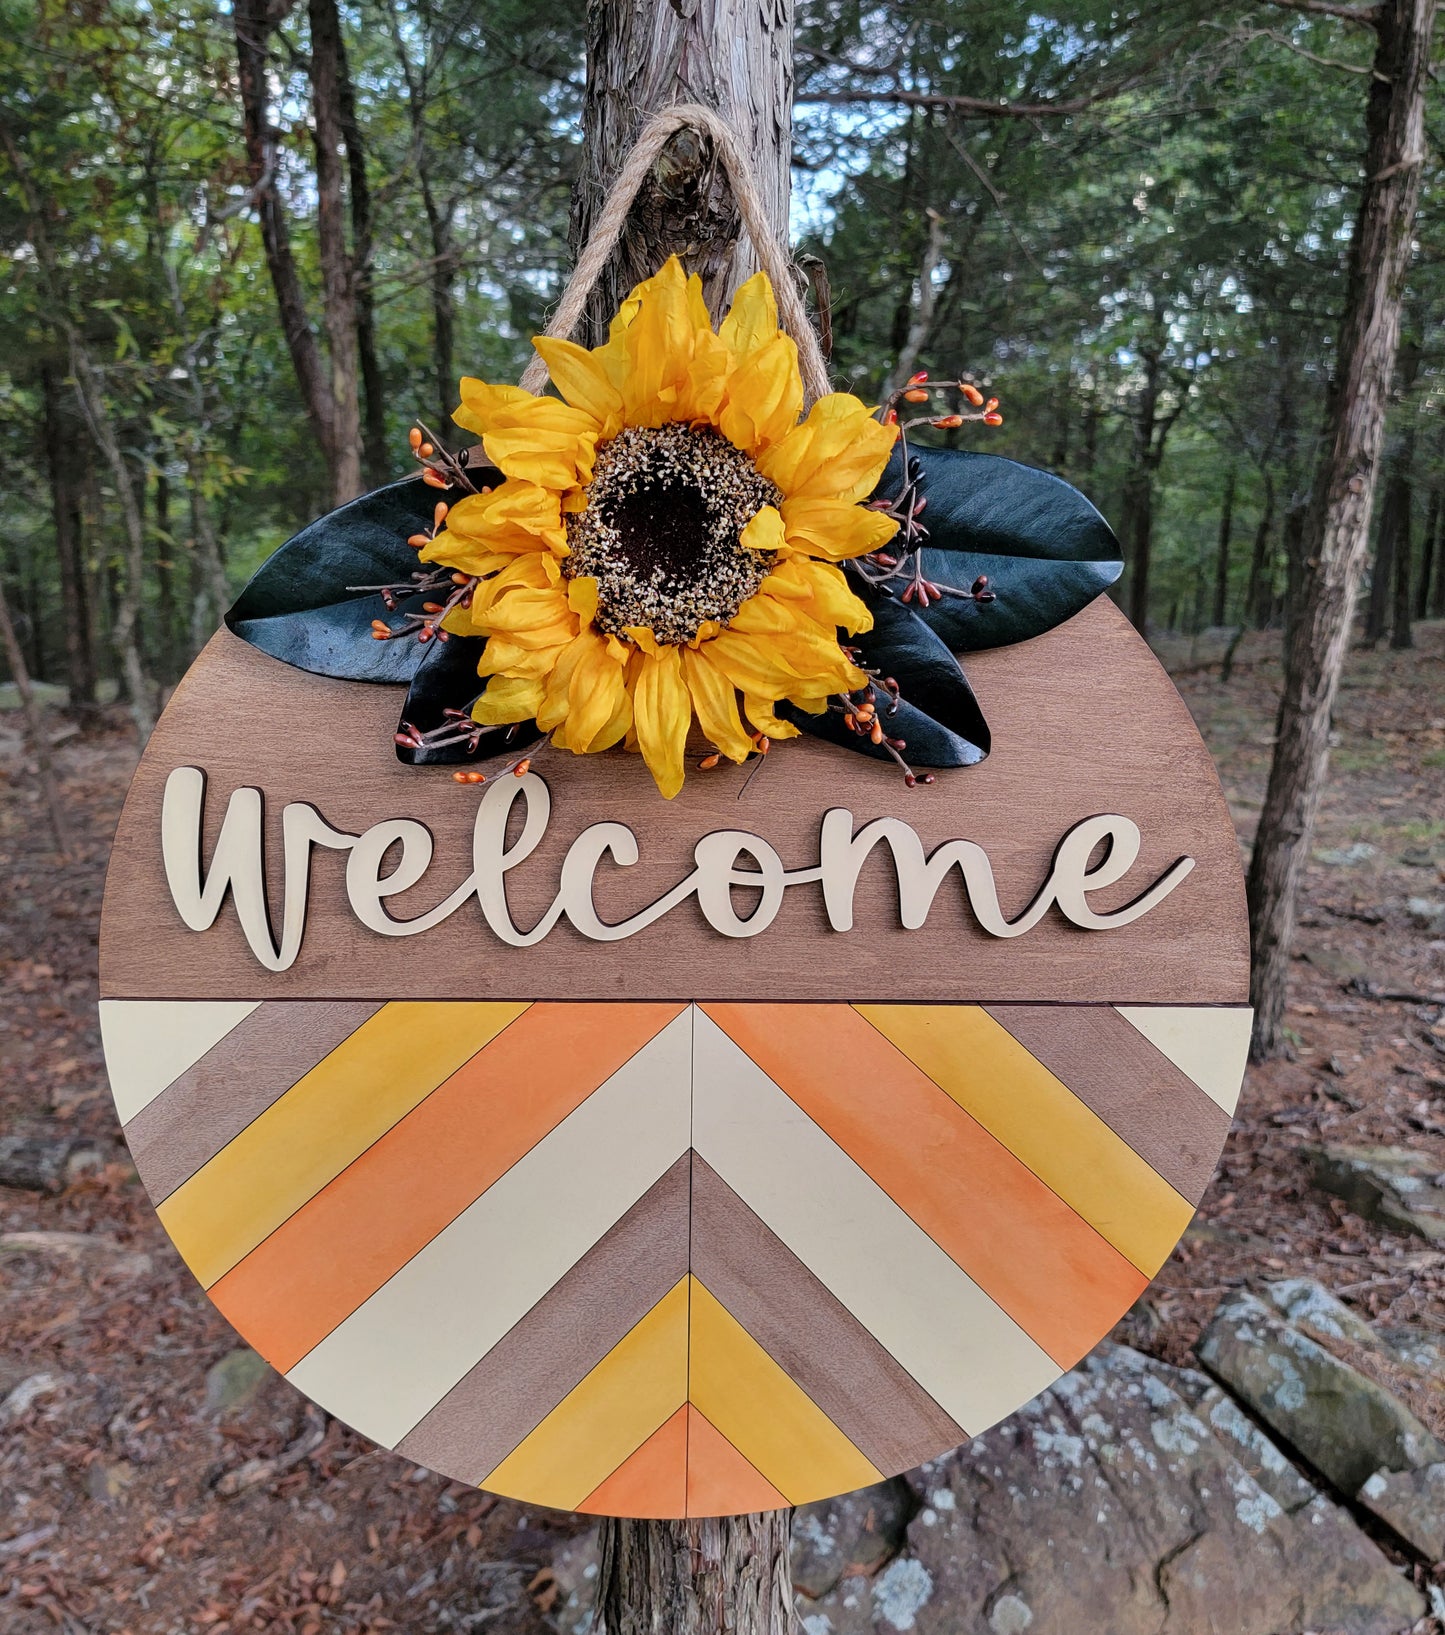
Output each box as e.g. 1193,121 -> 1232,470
2,622 -> 1443,1635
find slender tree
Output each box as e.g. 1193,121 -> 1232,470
1245,0 -> 1437,1057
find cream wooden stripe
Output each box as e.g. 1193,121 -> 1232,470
690,1010 -> 1059,1434
100,999 -> 259,1123
1114,1006 -> 1251,1114
287,1007 -> 694,1451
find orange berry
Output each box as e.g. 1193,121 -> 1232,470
884,408 -> 899,424
467,771 -> 486,783
985,398 -> 999,413
903,388 -> 929,403
409,427 -> 423,451
423,468 -> 447,488
907,370 -> 928,386
983,411 -> 1004,426
699,753 -> 721,770
433,501 -> 449,526
419,442 -> 434,458
932,414 -> 964,429
407,533 -> 430,548
514,759 -> 532,777
961,383 -> 984,407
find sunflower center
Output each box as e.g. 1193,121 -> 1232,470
564,422 -> 781,645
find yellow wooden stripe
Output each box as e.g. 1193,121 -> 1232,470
157,1001 -> 529,1288
854,1004 -> 1192,1275
688,1277 -> 881,1505
479,1276 -> 690,1510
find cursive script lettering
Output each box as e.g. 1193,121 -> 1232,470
161,766 -> 1195,971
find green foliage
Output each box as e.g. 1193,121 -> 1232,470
0,0 -> 1441,697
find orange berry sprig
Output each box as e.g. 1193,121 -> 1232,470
408,422 -> 482,494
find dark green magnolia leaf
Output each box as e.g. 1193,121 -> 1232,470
783,596 -> 989,770
872,445 -> 1123,652
226,473 -> 485,684
394,633 -> 543,767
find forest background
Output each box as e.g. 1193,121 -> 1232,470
2,0 -> 1442,723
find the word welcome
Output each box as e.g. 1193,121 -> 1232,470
160,766 -> 1196,973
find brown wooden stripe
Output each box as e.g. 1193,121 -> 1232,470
396,1153 -> 691,1483
982,1004 -> 1230,1204
123,1000 -> 383,1204
689,1154 -> 967,1473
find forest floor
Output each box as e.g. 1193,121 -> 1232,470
1,622 -> 1443,1635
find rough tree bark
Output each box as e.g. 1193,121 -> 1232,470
1245,0 -> 1437,1058
570,0 -> 796,349
233,0 -> 346,498
1122,330 -> 1185,634
1419,482 -> 1440,619
1364,330 -> 1420,643
308,0 -> 364,503
881,207 -> 946,403
575,5 -> 799,1633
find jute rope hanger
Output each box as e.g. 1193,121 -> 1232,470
517,102 -> 833,406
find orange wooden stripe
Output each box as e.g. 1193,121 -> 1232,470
701,1003 -> 1147,1367
684,1406 -> 789,1518
211,1003 -> 686,1371
577,1403 -> 689,1518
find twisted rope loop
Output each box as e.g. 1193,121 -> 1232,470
517,102 -> 831,406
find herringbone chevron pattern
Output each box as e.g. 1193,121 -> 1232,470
101,998 -> 1249,1516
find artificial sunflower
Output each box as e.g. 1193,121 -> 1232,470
419,256 -> 899,797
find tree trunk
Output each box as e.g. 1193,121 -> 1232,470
1388,441 -> 1416,652
1416,485 -> 1438,619
1213,463 -> 1236,626
0,573 -> 71,860
597,1512 -> 796,1635
881,207 -> 945,403
1245,0 -> 1436,1059
577,6 -> 798,1632
334,10 -> 389,488
233,0 -> 341,487
40,362 -> 96,712
1245,473 -> 1276,629
1433,483 -> 1445,617
308,0 -> 364,504
570,0 -> 796,348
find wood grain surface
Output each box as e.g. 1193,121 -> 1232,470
99,598 -> 1249,1003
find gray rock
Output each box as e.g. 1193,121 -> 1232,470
799,1343 -> 1422,1635
793,1479 -> 913,1600
1260,1276 -> 1384,1349
1407,897 -> 1445,934
1315,842 -> 1379,866
1379,1326 -> 1445,1377
204,1347 -> 273,1415
1198,1290 -> 1445,1495
1360,1462 -> 1445,1559
1303,1143 -> 1445,1242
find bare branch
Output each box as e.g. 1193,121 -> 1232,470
1220,23 -> 1375,70
1261,0 -> 1382,26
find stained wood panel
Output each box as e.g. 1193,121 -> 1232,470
99,598 -> 1248,1004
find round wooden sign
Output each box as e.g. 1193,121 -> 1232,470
99,594 -> 1249,1518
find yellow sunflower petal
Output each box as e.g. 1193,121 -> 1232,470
758,393 -> 898,502
476,637 -> 568,680
708,627 -> 867,696
453,379 -> 531,437
739,503 -> 786,555
718,333 -> 803,454
481,425 -> 597,493
425,480 -> 567,562
742,695 -> 801,740
631,645 -> 691,799
762,556 -> 874,636
676,328 -> 732,424
566,575 -> 599,622
619,257 -> 702,428
588,682 -> 634,753
472,674 -> 544,725
536,631 -> 594,734
681,646 -> 753,763
531,337 -> 624,436
564,629 -> 630,750
780,495 -> 899,563
719,271 -> 780,362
